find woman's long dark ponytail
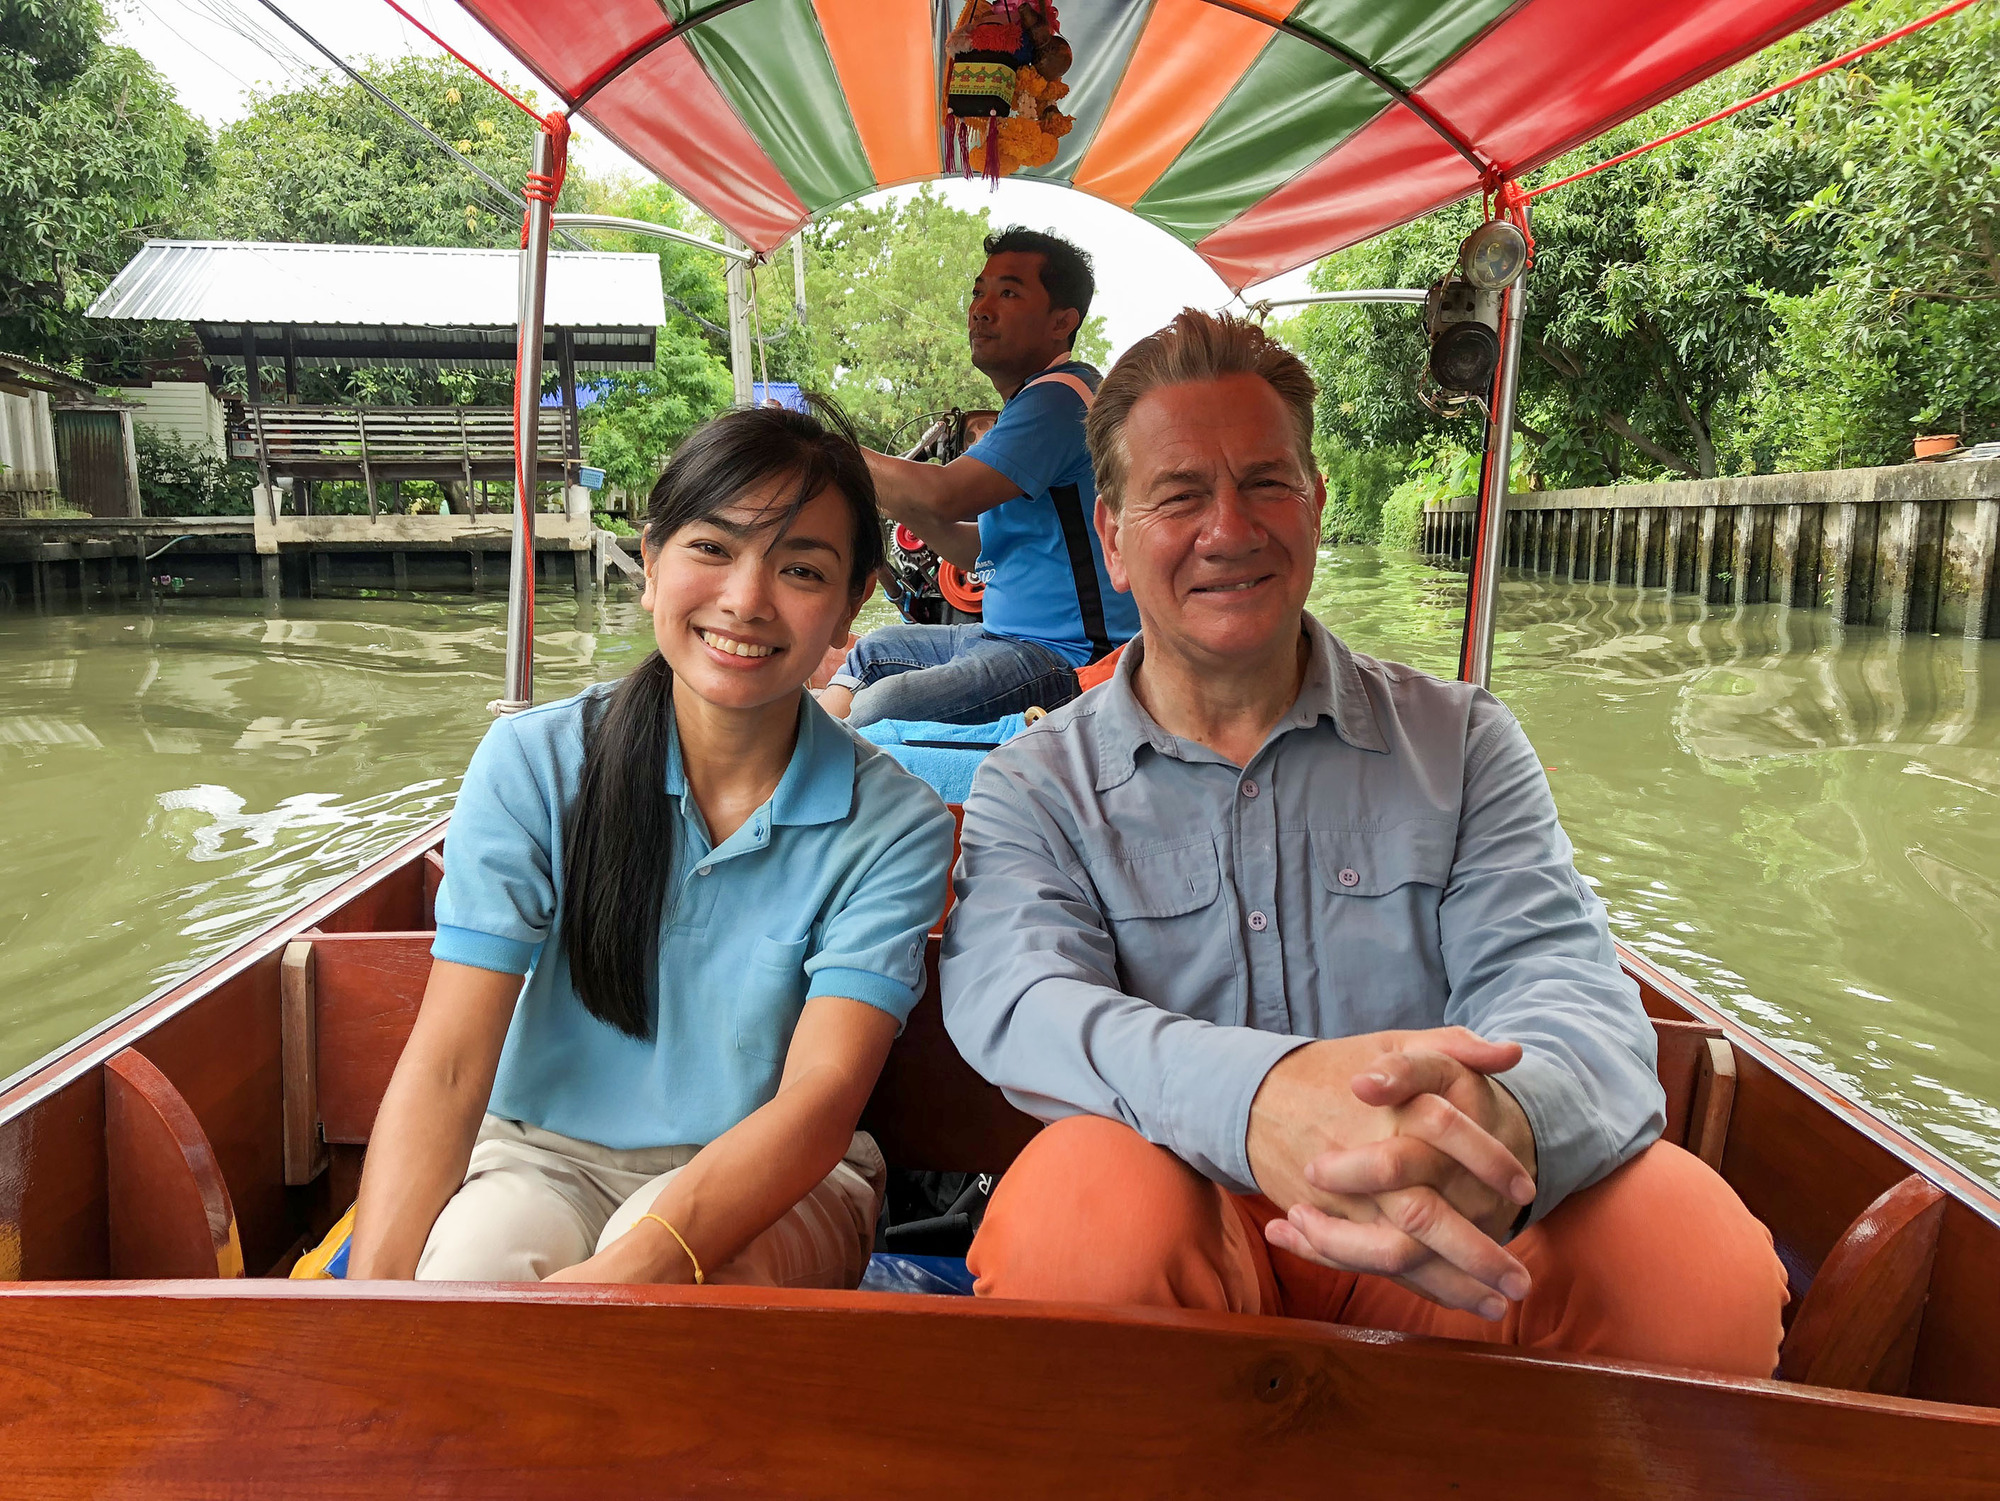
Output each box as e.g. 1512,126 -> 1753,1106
559,399 -> 883,1039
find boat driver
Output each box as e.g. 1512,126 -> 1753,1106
940,310 -> 1790,1375
816,228 -> 1138,728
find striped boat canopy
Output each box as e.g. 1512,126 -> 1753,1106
455,0 -> 1848,290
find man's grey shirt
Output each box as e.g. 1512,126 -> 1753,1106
939,615 -> 1664,1222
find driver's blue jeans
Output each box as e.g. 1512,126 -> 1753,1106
829,624 -> 1079,729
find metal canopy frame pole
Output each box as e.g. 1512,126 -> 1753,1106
725,232 -> 754,406
1250,288 -> 1427,312
1457,257 -> 1529,689
498,128 -> 556,715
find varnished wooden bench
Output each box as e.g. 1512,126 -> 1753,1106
282,932 -> 1738,1178
101,929 -> 1959,1402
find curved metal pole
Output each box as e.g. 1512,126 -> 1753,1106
551,214 -> 754,263
1456,263 -> 1528,689
497,128 -> 556,716
1249,288 -> 1427,315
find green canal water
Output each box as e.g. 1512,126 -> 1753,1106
3,550 -> 1995,1183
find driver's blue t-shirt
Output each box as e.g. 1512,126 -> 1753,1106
964,360 -> 1139,667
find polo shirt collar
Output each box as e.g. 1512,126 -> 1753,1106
1091,614 -> 1387,789
662,691 -> 856,828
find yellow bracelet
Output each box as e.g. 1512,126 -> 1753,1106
636,1212 -> 704,1285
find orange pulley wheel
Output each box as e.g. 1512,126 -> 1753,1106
938,562 -> 985,614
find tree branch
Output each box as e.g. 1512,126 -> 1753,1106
1529,335 -> 1583,380
1601,412 -> 1699,478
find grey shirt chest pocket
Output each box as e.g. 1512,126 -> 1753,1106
1084,837 -> 1234,1022
1307,821 -> 1455,1019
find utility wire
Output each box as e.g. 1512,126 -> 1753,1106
247,0 -> 590,250
133,0 -> 260,93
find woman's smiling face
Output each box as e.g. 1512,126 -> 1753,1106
642,475 -> 862,712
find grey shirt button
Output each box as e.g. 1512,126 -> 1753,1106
1241,779 -> 1259,799
1338,868 -> 1359,887
1247,910 -> 1268,932
697,865 -> 713,877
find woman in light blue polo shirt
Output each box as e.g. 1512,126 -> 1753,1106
346,403 -> 955,1287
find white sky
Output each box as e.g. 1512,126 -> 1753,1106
107,0 -> 1318,359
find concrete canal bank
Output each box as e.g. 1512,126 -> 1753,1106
0,511 -> 642,609
1425,458 -> 2000,638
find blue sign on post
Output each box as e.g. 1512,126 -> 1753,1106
752,382 -> 808,412
578,466 -> 605,490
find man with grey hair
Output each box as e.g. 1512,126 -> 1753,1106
939,310 -> 1786,1371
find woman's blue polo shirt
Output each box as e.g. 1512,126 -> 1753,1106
432,686 -> 956,1150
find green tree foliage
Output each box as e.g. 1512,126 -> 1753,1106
1293,0 -> 1998,541
134,425 -> 254,516
0,0 -> 209,366
193,54 -> 556,249
799,188 -> 1109,449
1728,0 -> 2000,468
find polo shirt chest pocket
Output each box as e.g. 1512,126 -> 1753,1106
1085,837 -> 1232,1023
1308,821 -> 1454,1017
734,934 -> 811,1065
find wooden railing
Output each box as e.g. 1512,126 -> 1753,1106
245,405 -> 578,506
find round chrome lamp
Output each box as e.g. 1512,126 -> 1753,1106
1460,219 -> 1529,290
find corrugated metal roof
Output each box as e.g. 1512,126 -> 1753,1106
87,241 -> 667,328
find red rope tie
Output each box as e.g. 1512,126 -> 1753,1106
1521,0 -> 1984,202
519,111 -> 571,247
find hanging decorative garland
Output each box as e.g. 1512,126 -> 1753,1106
943,0 -> 1074,185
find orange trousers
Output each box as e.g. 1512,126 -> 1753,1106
969,1116 -> 1790,1377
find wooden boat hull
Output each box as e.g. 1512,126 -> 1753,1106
2,1282 -> 1997,1499
3,823 -> 2000,1495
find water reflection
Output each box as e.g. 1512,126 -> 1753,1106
1,562 -> 1995,1187
0,593 -> 654,1081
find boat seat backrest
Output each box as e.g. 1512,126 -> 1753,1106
1779,1172 -> 1947,1396
103,1047 -> 244,1278
281,931 -> 1043,1183
284,935 -> 1740,1184
1650,1018 -> 1737,1170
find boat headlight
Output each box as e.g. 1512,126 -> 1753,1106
1461,219 -> 1529,291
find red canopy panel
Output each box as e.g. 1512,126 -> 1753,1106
1414,0 -> 1854,181
1196,107 -> 1480,290
586,39 -> 810,247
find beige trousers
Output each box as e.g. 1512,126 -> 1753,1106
416,1114 -> 886,1286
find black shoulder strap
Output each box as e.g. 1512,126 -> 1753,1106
1051,482 -> 1112,663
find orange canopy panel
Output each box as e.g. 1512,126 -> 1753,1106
456,0 -> 1850,289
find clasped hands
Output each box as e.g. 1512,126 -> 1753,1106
1246,1027 -> 1538,1321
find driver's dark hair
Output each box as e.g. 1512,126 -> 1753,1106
558,398 -> 882,1039
983,226 -> 1094,348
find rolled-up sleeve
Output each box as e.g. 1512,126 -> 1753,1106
432,717 -> 557,976
942,758 -> 1306,1194
805,795 -> 957,1024
1442,696 -> 1664,1223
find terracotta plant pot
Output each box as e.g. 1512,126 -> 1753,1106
1914,434 -> 1960,459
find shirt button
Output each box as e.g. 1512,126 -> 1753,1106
1240,779 -> 1259,799
1247,910 -> 1268,932
697,865 -> 713,877
1338,868 -> 1360,887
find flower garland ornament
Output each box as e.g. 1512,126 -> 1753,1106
943,0 -> 1074,184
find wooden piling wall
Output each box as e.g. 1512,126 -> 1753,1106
0,514 -> 602,610
1421,460 -> 2000,639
